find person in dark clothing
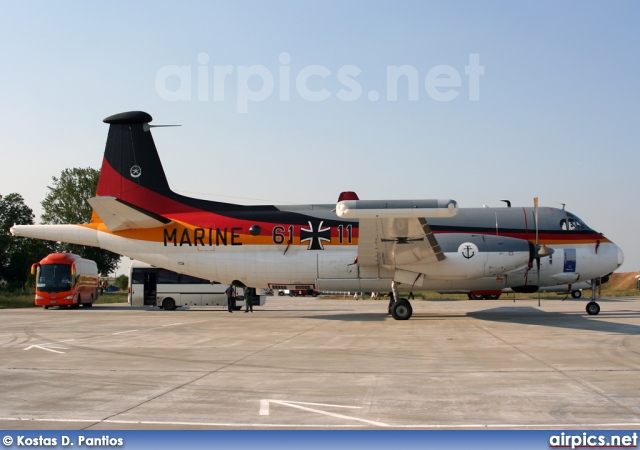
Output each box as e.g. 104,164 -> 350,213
225,285 -> 236,313
244,287 -> 254,313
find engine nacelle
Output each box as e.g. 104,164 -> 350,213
396,234 -> 534,281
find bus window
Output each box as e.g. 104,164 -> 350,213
180,273 -> 210,284
157,269 -> 179,284
37,264 -> 72,292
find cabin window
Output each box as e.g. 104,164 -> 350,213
560,214 -> 588,231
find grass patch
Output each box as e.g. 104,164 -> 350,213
0,291 -> 128,309
321,289 -> 638,301
95,293 -> 128,304
0,292 -> 36,309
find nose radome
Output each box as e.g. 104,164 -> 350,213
617,245 -> 625,268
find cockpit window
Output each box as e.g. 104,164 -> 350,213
560,213 -> 589,231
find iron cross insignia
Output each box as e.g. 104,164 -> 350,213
300,221 -> 331,250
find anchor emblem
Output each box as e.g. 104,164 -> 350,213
461,244 -> 475,259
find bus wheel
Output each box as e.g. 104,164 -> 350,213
43,306 -> 49,309
70,297 -> 80,309
162,298 -> 177,311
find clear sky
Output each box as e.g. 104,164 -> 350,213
1,1 -> 638,272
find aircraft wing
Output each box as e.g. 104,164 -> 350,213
358,216 -> 445,267
336,198 -> 458,267
87,196 -> 172,232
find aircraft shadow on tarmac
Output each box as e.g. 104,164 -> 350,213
297,312 -> 388,322
467,306 -> 640,334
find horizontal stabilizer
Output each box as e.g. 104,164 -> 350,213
87,196 -> 172,232
10,224 -> 99,246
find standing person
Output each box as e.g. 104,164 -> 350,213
244,288 -> 254,313
225,285 -> 236,313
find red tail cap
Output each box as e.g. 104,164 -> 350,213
338,191 -> 359,202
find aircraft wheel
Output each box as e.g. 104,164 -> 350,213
586,301 -> 600,315
391,299 -> 413,320
162,298 -> 177,311
571,290 -> 582,299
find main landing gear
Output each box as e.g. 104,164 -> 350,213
388,281 -> 413,320
390,299 -> 413,320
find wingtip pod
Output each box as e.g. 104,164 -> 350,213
336,199 -> 458,219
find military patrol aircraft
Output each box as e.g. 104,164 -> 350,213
11,111 -> 624,320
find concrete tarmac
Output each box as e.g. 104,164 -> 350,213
1,295 -> 639,430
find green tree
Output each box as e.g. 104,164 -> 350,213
41,168 -> 120,277
116,274 -> 129,291
0,193 -> 52,289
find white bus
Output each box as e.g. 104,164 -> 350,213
128,262 -> 266,310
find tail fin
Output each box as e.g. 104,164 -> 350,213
96,111 -> 172,207
93,111 -> 278,220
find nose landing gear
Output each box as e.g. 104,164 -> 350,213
586,301 -> 600,315
585,277 -> 601,315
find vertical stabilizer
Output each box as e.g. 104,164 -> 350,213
96,111 -> 172,209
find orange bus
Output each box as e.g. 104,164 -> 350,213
31,253 -> 99,309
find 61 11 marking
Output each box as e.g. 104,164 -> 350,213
337,224 -> 352,244
272,224 -> 353,245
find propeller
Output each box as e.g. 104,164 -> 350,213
533,197 -> 554,306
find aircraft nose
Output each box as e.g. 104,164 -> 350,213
617,245 -> 625,268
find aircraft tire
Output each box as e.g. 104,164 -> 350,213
162,298 -> 177,311
391,299 -> 412,320
586,301 -> 600,315
571,290 -> 582,299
